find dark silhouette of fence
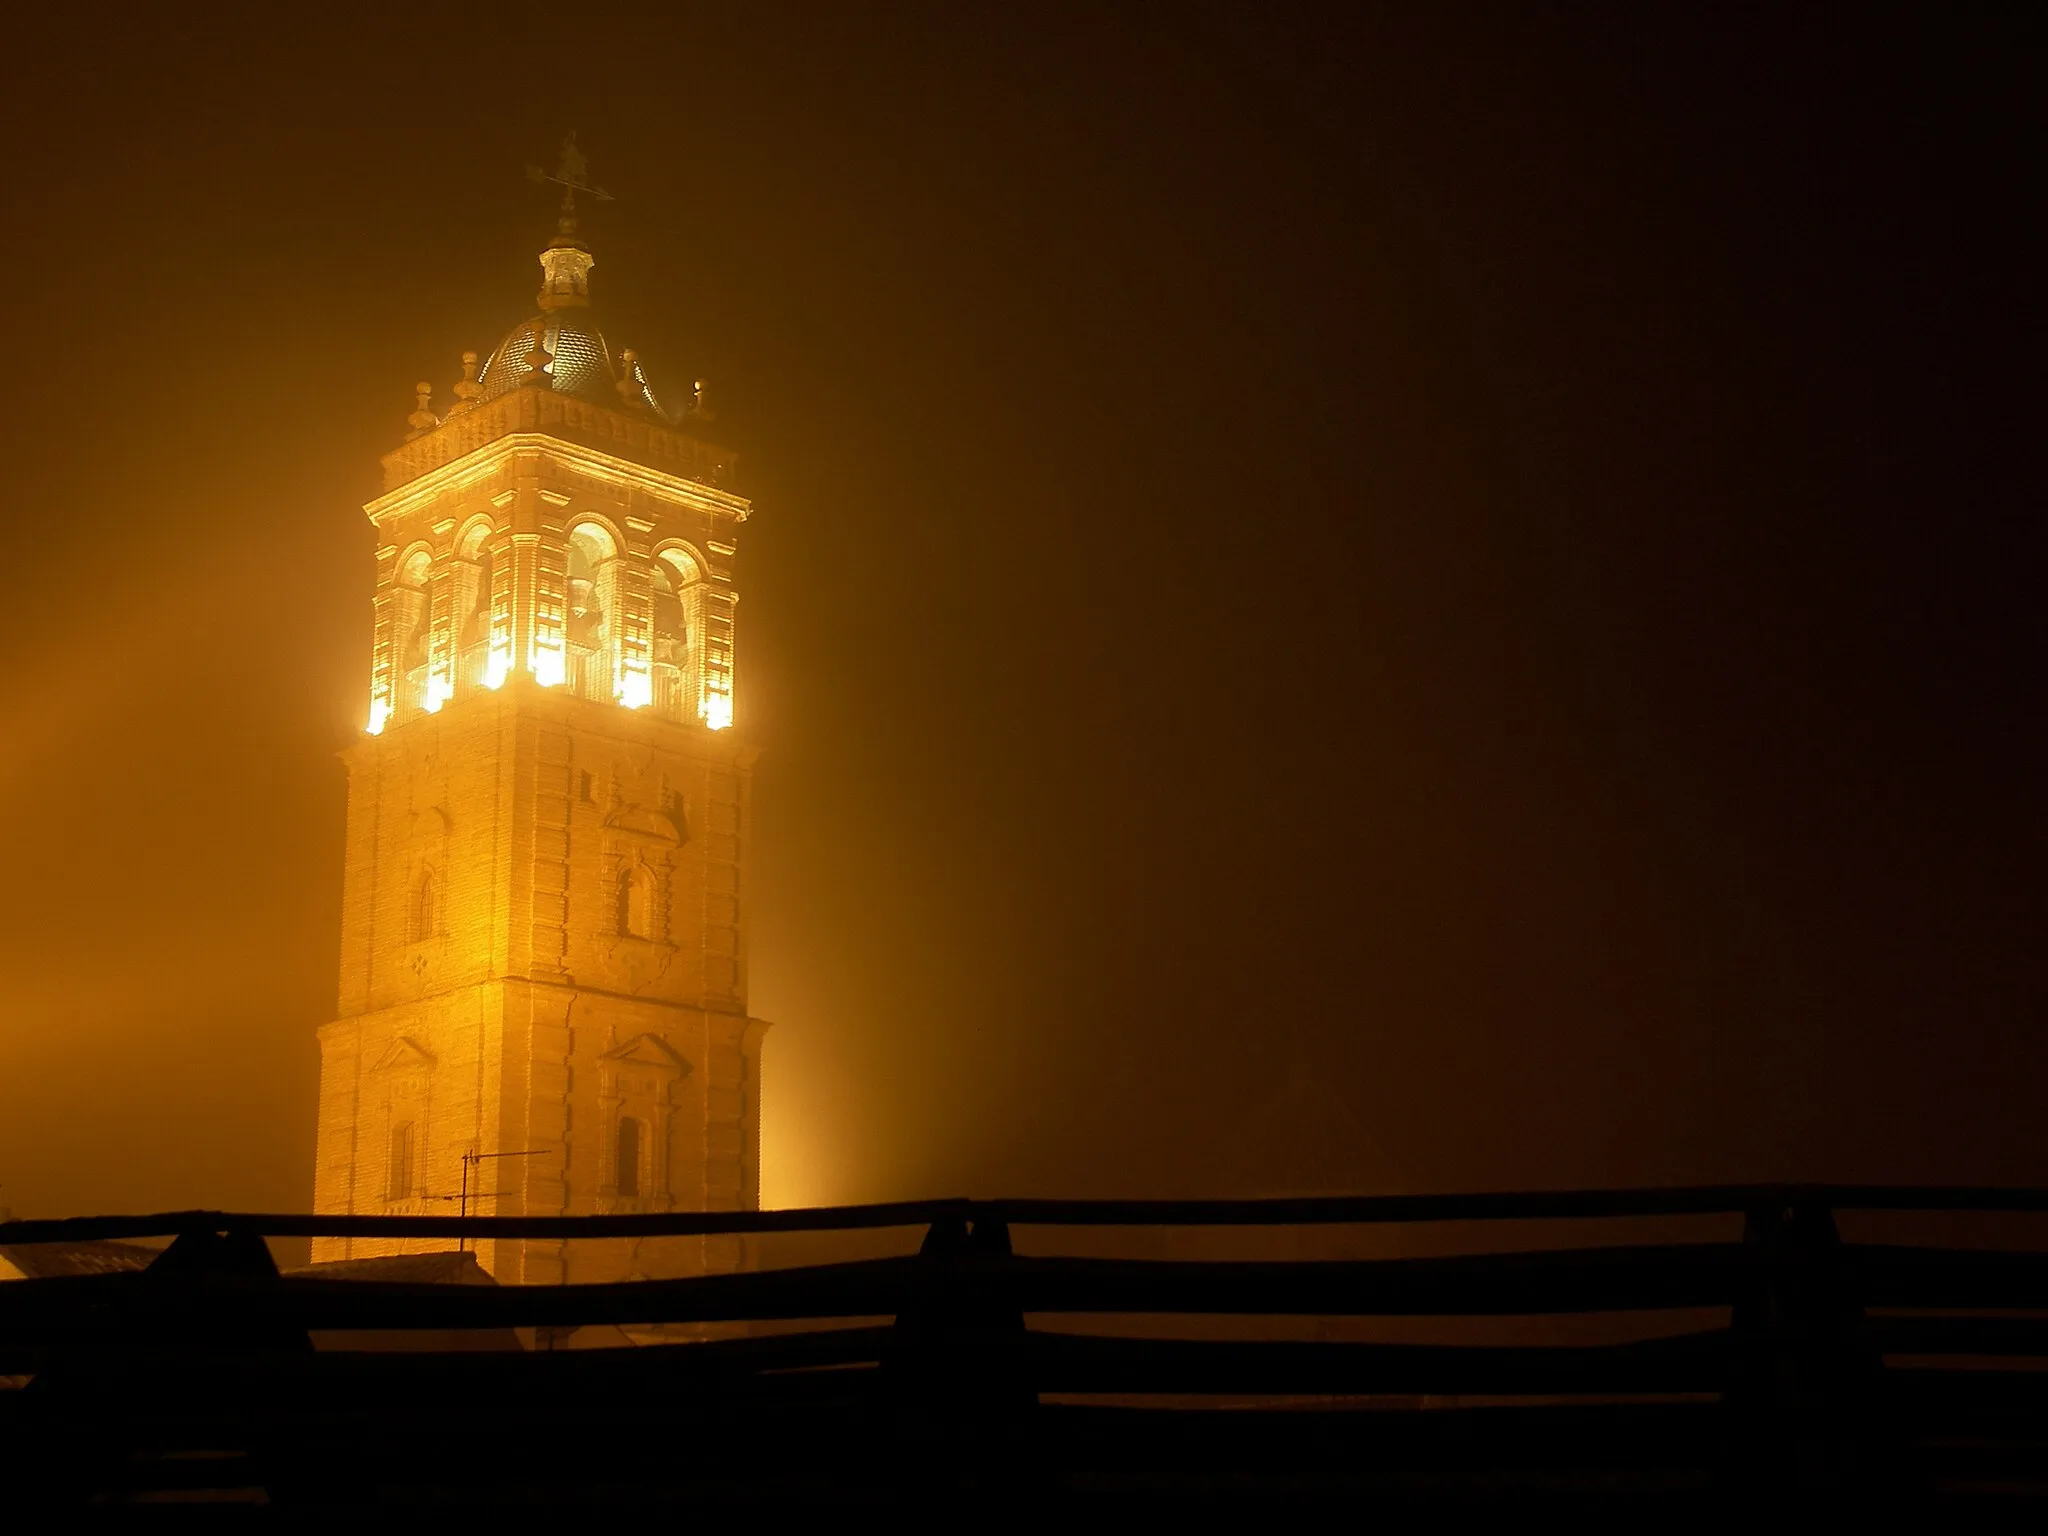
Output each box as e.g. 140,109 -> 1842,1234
4,1184 -> 2048,1506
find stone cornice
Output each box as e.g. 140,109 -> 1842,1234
366,429 -> 754,529
341,673 -> 758,762
380,386 -> 738,497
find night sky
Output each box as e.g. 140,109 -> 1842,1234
0,4 -> 2041,1218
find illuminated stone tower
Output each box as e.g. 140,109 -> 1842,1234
312,156 -> 766,1281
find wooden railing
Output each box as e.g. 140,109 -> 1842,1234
3,1185 -> 2047,1505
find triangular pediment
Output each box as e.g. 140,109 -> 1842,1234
603,803 -> 686,843
370,1036 -> 437,1074
600,1033 -> 691,1077
404,805 -> 451,847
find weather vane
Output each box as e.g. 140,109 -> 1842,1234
526,133 -> 614,232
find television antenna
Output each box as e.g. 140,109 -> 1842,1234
453,1148 -> 548,1254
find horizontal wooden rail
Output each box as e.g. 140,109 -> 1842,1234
1868,1315 -> 2048,1356
1025,1327 -> 1736,1397
993,1184 -> 2048,1224
8,1183 -> 2048,1247
0,1244 -> 1759,1334
9,1186 -> 2048,1504
0,1198 -> 964,1246
0,1327 -> 1740,1401
1847,1244 -> 2048,1309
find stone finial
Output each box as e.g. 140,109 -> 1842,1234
689,378 -> 713,422
406,382 -> 439,438
616,347 -> 645,407
523,333 -> 555,387
446,351 -> 482,418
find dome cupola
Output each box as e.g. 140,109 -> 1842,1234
473,311 -> 680,419
452,136 -> 688,425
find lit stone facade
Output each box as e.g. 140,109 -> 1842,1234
313,217 -> 767,1282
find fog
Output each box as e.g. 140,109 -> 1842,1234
1,7 -> 2041,1221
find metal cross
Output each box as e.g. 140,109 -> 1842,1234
526,132 -> 614,223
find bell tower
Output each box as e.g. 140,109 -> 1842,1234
312,148 -> 767,1281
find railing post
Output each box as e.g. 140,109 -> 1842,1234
887,1205 -> 1034,1451
1728,1195 -> 1887,1494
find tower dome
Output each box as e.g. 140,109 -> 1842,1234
465,158 -> 685,425
473,312 -> 680,419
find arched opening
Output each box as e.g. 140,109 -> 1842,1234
566,522 -> 618,704
387,1121 -> 416,1201
394,547 -> 432,720
615,864 -> 654,940
615,1116 -> 643,1198
651,547 -> 703,723
456,521 -> 495,693
408,869 -> 437,943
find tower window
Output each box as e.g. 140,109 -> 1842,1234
388,1122 -> 416,1201
616,865 -> 654,940
409,869 -> 437,943
651,547 -> 705,724
464,549 -> 494,687
392,547 -> 433,721
566,522 -> 619,704
615,1116 -> 643,1198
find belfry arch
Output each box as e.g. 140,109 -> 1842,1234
390,545 -> 433,726
453,518 -> 497,693
651,543 -> 706,723
565,519 -> 620,705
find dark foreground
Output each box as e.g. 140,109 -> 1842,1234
4,1186 -> 2048,1508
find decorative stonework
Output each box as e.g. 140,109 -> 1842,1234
311,219 -> 771,1279
381,391 -> 737,494
597,1033 -> 692,1211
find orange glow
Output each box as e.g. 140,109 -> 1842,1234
758,1043 -> 820,1209
531,643 -> 566,689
